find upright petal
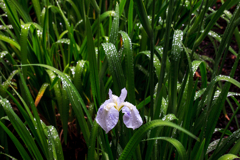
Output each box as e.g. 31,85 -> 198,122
96,104 -> 119,133
108,89 -> 113,100
118,88 -> 127,105
121,104 -> 143,130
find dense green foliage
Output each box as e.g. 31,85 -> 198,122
0,0 -> 240,159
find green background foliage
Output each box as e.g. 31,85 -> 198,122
0,0 -> 240,159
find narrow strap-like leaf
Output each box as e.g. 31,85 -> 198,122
192,139 -> 205,160
61,84 -> 69,145
0,97 -> 43,159
86,17 -> 101,106
47,126 -> 64,160
19,23 -> 31,79
22,64 -> 92,146
128,0 -> 134,36
109,3 -> 119,46
0,121 -> 31,160
34,83 -> 49,107
102,43 -> 125,94
31,0 -> 41,23
218,154 -> 240,160
168,30 -> 183,114
6,0 -> 32,23
0,35 -> 20,50
133,0 -> 153,38
143,137 -> 187,160
90,0 -> 100,14
119,0 -> 127,17
194,0 -> 232,47
154,0 -> 174,118
119,120 -> 197,160
119,31 -> 135,104
87,121 -> 99,160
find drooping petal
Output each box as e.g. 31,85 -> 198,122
96,104 -> 119,133
117,88 -> 127,106
121,103 -> 143,130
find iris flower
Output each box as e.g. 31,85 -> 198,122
96,88 -> 143,133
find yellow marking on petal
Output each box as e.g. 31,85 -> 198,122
119,102 -> 134,111
105,102 -> 117,111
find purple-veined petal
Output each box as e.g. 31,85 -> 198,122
96,104 -> 119,133
122,105 -> 143,130
118,88 -> 127,105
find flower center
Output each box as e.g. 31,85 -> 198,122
104,95 -> 134,112
112,95 -> 120,110
105,103 -> 117,111
119,102 -> 134,111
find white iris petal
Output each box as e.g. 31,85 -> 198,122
96,104 -> 119,133
122,102 -> 143,130
117,88 -> 127,107
96,88 -> 143,133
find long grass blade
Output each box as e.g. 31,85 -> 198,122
22,64 -> 92,145
218,154 -> 240,160
119,31 -> 135,103
0,121 -> 31,160
109,3 -> 119,46
0,97 -> 43,159
102,43 -> 125,94
119,120 -> 197,160
86,17 -> 101,106
168,30 -> 183,114
18,72 -> 49,158
143,137 -> 187,160
87,121 -> 99,160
